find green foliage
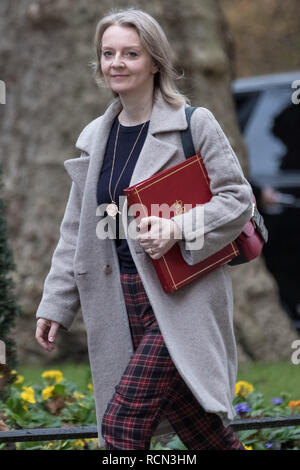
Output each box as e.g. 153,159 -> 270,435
0,368 -> 98,450
17,363 -> 92,393
0,164 -> 22,370
233,380 -> 300,450
237,361 -> 300,406
1,371 -> 300,450
150,434 -> 187,450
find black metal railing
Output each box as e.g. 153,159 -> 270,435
0,415 -> 300,443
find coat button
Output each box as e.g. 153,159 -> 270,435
104,264 -> 112,274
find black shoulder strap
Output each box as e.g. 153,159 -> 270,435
180,106 -> 197,159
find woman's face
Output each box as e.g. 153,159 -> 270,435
100,25 -> 158,97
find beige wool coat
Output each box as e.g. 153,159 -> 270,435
36,89 -> 253,447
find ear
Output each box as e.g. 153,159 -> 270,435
151,60 -> 159,75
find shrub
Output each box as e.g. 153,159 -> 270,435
0,164 -> 22,373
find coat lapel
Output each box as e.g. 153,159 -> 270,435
63,156 -> 90,194
63,98 -> 122,201
127,91 -> 188,186
128,133 -> 178,187
64,90 -> 188,215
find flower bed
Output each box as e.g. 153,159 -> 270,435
1,370 -> 300,450
233,380 -> 300,450
0,369 -> 99,450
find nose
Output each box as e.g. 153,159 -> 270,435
111,52 -> 124,68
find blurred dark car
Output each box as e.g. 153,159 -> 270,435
232,71 -> 300,331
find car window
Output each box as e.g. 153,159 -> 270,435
243,88 -> 300,180
234,91 -> 260,132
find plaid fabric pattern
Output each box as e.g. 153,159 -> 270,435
102,272 -> 244,450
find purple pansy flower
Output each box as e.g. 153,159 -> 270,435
271,398 -> 283,405
265,442 -> 273,448
234,402 -> 250,414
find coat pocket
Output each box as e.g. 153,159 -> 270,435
74,261 -> 88,276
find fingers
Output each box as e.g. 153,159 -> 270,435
172,220 -> 183,239
35,319 -> 50,350
137,217 -> 163,240
137,217 -> 181,260
48,322 -> 60,344
137,218 -> 180,247
35,319 -> 60,352
137,216 -> 152,234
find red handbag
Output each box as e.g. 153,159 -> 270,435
228,194 -> 268,265
182,107 -> 268,266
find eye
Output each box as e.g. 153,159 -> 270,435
101,50 -> 138,58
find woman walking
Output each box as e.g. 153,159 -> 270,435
35,8 -> 252,450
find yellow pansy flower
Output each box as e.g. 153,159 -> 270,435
10,370 -> 17,375
74,392 -> 85,400
85,438 -> 99,449
244,445 -> 253,450
235,381 -> 254,398
42,385 -> 55,400
21,386 -> 35,404
41,370 -> 64,383
14,375 -> 24,385
74,439 -> 85,448
87,383 -> 94,392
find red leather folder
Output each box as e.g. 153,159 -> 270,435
123,153 -> 239,293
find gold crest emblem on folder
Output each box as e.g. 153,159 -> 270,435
173,200 -> 186,216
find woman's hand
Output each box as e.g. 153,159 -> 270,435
35,318 -> 61,352
137,216 -> 183,259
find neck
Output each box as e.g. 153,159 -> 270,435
118,87 -> 155,126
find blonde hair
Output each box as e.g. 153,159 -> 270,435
90,8 -> 190,107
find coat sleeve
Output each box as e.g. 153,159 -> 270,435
35,175 -> 82,331
171,107 -> 253,266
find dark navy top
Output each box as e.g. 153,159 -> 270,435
96,115 -> 150,273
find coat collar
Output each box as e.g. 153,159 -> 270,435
64,89 -> 189,198
75,89 -> 188,154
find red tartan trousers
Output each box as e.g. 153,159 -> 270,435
102,272 -> 244,450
